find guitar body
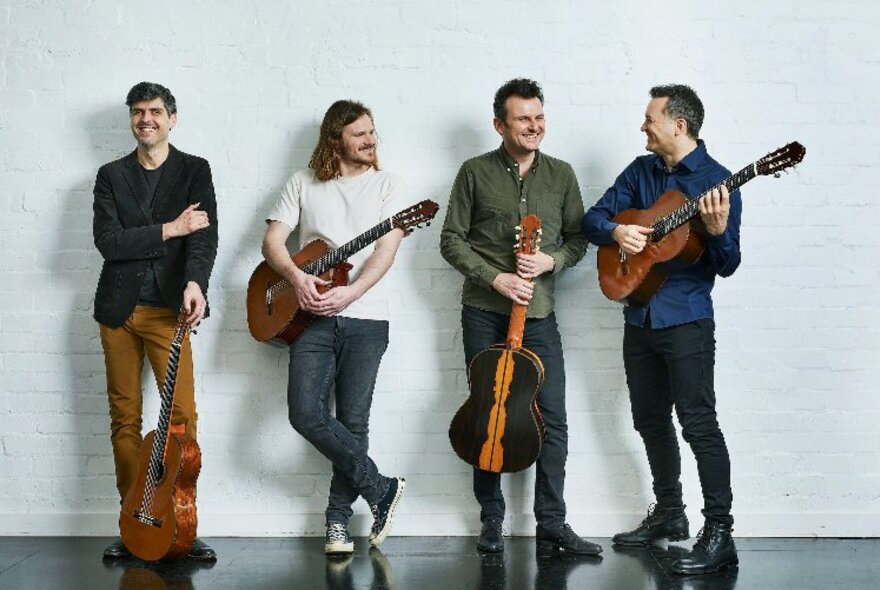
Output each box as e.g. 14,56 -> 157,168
246,239 -> 350,345
120,429 -> 202,561
450,344 -> 546,473
597,191 -> 705,305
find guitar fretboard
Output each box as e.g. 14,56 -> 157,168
651,162 -> 757,242
141,316 -> 189,515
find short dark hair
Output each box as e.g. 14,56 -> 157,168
125,82 -> 177,115
493,78 -> 544,121
649,84 -> 704,139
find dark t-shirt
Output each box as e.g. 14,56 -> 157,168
137,164 -> 166,306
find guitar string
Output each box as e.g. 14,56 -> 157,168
267,219 -> 394,295
139,320 -> 187,520
650,164 -> 756,242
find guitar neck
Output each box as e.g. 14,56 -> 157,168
652,161 -> 757,241
146,324 -> 188,481
506,304 -> 527,350
303,219 -> 394,275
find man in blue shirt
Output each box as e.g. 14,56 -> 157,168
582,84 -> 741,575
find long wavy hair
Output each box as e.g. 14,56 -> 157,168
309,100 -> 380,181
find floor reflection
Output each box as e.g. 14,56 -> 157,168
474,546 -> 603,590
325,547 -> 395,590
105,557 -> 215,590
612,543 -> 738,590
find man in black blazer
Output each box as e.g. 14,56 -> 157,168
93,82 -> 218,561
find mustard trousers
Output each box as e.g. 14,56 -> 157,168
99,305 -> 197,500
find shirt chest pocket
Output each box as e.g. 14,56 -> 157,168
536,191 -> 564,230
474,194 -> 517,231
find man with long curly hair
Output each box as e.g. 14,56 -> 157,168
261,100 -> 406,555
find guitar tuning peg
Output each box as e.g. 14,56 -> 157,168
515,225 -> 522,231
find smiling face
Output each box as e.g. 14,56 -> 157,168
129,97 -> 176,150
494,96 -> 545,158
641,97 -> 679,157
337,113 -> 377,172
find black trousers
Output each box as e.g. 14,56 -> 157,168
623,318 -> 733,524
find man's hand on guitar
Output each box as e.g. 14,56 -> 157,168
291,269 -> 331,312
699,185 -> 730,236
493,272 -> 534,306
309,285 -> 360,317
516,251 -> 554,280
183,281 -> 206,325
612,224 -> 653,255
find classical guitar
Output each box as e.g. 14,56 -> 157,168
120,309 -> 201,561
449,214 -> 546,473
597,141 -> 806,305
247,199 -> 439,345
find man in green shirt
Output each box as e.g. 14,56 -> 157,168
440,78 -> 598,555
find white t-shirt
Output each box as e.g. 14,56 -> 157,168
267,167 -> 405,321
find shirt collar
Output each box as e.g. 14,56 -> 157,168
652,139 -> 707,174
496,144 -> 542,174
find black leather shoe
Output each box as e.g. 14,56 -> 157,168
477,519 -> 504,553
102,538 -> 132,560
612,504 -> 690,546
188,538 -> 217,561
671,521 -> 738,575
535,523 -> 603,555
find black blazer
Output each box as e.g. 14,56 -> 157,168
93,145 -> 218,328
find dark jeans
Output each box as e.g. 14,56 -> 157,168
461,306 -> 568,529
623,318 -> 733,525
287,316 -> 390,525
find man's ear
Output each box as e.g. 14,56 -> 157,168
493,117 -> 505,136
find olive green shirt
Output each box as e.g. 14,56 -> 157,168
440,146 -> 588,318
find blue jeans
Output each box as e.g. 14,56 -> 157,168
623,318 -> 733,525
286,316 -> 390,524
461,306 -> 568,529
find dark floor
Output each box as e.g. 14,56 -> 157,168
0,536 -> 877,590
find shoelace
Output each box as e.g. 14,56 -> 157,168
327,523 -> 349,542
639,503 -> 659,526
693,526 -> 715,553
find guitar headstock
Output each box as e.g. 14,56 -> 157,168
392,199 -> 440,234
173,308 -> 194,342
756,141 -> 806,177
514,214 -> 542,255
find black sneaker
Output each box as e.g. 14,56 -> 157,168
369,477 -> 405,547
325,522 -> 354,555
613,503 -> 690,546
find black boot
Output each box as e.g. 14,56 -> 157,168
671,521 -> 738,575
477,518 -> 504,553
612,504 -> 690,546
535,523 -> 603,556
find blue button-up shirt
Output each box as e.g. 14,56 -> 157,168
581,140 -> 742,329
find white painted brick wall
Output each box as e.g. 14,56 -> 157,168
1,0 -> 878,537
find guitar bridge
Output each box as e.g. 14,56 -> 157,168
265,281 -> 274,315
619,249 -> 629,276
133,510 -> 163,528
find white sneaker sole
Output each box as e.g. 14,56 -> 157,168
324,540 -> 354,555
369,478 -> 406,547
